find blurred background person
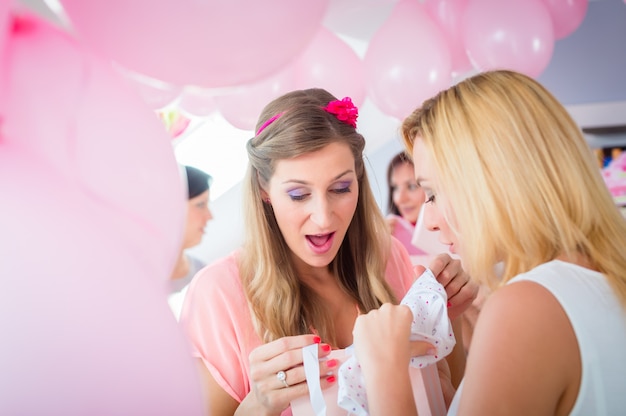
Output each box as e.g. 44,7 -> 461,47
385,151 -> 428,257
168,165 -> 213,318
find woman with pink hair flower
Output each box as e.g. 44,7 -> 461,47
180,88 -> 478,415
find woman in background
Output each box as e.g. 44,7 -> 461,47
385,151 -> 428,256
170,165 -> 213,292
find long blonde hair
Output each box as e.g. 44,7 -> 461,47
401,70 -> 626,307
241,88 -> 396,345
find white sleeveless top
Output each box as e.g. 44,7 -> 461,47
448,260 -> 626,415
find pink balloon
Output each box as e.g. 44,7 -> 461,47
542,0 -> 588,39
5,15 -> 185,273
463,0 -> 555,78
0,0 -> 9,45
123,71 -> 183,110
58,0 -> 329,88
364,0 -> 452,120
215,67 -> 297,131
292,27 -> 366,107
0,0 -> 11,109
0,14 -> 203,414
423,0 -> 473,75
323,0 -> 398,42
178,87 -> 218,118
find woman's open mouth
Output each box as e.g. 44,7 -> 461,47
306,232 -> 335,254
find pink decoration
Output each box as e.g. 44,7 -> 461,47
423,0 -> 473,75
178,87 -> 218,118
158,108 -> 192,138
124,71 -> 182,110
364,0 -> 452,120
0,0 -> 11,110
323,0 -> 398,41
0,13 -> 203,414
292,27 -> 366,108
324,97 -> 359,128
215,67 -> 296,131
602,152 -> 626,206
58,0 -> 329,88
542,0 -> 588,40
463,0 -> 555,78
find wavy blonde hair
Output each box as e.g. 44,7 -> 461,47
241,88 -> 396,345
401,70 -> 626,308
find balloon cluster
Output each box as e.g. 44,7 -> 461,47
344,0 -> 586,120
0,4 -> 203,414
46,0 -> 588,127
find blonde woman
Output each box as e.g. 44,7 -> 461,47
352,70 -> 626,415
180,88 -> 477,415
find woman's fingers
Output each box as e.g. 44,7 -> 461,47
249,334 -> 321,362
248,334 -> 336,414
412,264 -> 426,278
408,340 -> 436,358
427,254 -> 479,320
261,351 -> 339,391
353,304 -> 414,366
428,253 -> 461,288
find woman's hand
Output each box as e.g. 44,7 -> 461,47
414,253 -> 477,387
416,253 -> 478,321
241,334 -> 336,415
352,304 -> 435,416
353,304 -> 418,374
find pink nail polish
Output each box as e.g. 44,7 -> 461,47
321,344 -> 331,352
326,359 -> 338,368
447,301 -> 452,308
313,336 -> 321,344
327,375 -> 336,383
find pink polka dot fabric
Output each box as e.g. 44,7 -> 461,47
337,269 -> 456,415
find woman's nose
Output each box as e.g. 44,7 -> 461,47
393,188 -> 407,206
204,208 -> 213,222
310,197 -> 332,228
423,203 -> 439,232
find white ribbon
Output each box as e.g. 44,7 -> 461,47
301,343 -> 327,416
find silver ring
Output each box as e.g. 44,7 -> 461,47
276,370 -> 289,388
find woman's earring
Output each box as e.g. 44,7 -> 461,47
264,198 -> 271,205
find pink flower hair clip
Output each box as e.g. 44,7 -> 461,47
324,97 -> 358,128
